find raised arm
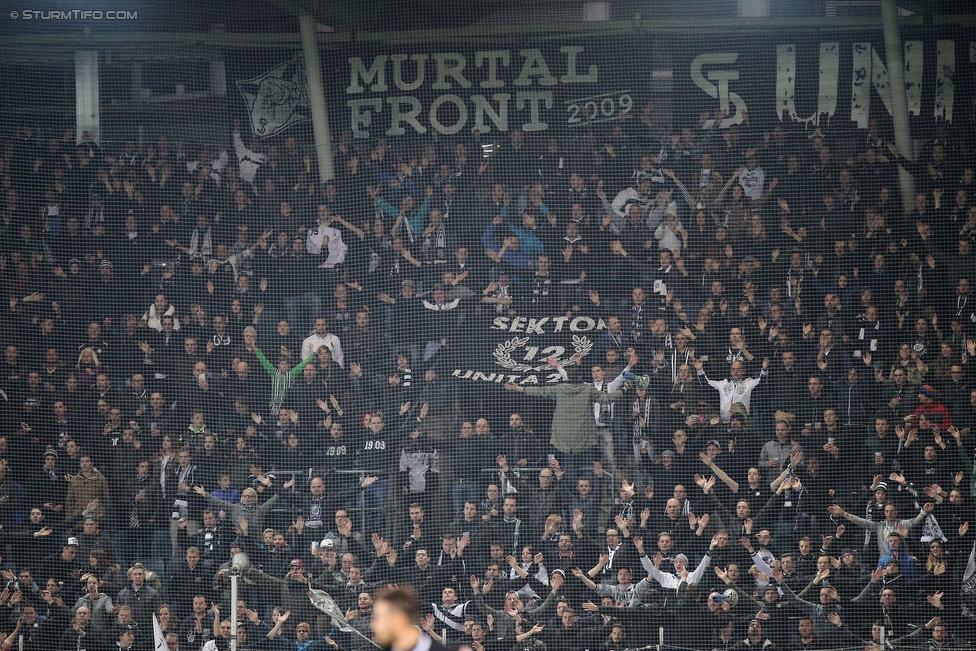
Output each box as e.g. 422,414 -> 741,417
469,576 -> 504,617
212,603 -> 223,638
253,347 -> 277,377
333,215 -> 365,241
571,567 -> 598,592
664,170 -> 696,209
523,577 -> 564,623
705,488 -> 735,525
289,353 -> 318,380
686,545 -> 714,585
769,466 -> 791,492
266,610 -> 290,641
827,504 -> 881,531
699,451 -> 739,492
642,554 -> 680,590
257,492 -> 281,514
711,171 -> 740,206
376,198 -> 400,218
777,581 -> 819,617
199,489 -> 235,511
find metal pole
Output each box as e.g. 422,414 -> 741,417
75,50 -> 101,143
230,574 -> 239,651
880,0 -> 915,214
299,12 -> 335,183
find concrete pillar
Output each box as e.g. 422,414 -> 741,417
299,13 -> 334,183
880,0 -> 915,213
75,50 -> 100,143
210,60 -> 227,97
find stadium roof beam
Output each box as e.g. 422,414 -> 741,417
0,13 -> 936,64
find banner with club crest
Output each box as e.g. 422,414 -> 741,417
451,314 -> 608,385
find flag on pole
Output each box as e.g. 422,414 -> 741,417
153,614 -> 170,651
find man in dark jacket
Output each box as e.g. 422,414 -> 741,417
116,563 -> 162,627
167,547 -> 211,618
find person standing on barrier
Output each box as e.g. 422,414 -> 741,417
504,373 -> 627,483
356,409 -> 405,538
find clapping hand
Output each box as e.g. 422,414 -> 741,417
702,476 -> 717,494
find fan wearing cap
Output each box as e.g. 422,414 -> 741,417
312,537 -> 342,578
852,480 -> 888,544
632,533 -> 720,599
116,624 -> 138,651
38,448 -> 67,513
41,536 -> 83,588
249,558 -> 319,628
90,256 -> 124,318
908,385 -> 952,432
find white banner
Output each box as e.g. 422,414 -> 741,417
237,55 -> 310,138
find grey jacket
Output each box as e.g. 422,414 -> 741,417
523,383 -> 624,454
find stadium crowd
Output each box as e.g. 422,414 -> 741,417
0,101 -> 976,651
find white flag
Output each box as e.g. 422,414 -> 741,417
153,614 -> 170,651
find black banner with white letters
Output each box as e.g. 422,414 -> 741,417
451,314 -> 609,385
3,22 -> 973,141
672,29 -> 976,132
299,29 -> 976,141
